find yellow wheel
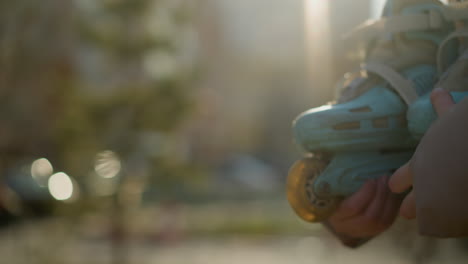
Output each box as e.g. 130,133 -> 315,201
286,157 -> 341,223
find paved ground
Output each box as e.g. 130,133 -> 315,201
132,235 -> 467,264
1,204 -> 467,264
2,223 -> 468,264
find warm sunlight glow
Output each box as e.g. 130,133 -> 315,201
371,0 -> 386,18
305,0 -> 329,41
304,0 -> 333,102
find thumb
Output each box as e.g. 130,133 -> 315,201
430,88 -> 455,117
388,161 -> 413,194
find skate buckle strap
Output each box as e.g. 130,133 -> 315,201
363,62 -> 418,105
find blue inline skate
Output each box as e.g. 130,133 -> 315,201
287,0 -> 468,223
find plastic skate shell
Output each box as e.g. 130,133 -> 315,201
408,91 -> 468,139
293,65 -> 437,153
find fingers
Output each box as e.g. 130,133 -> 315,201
328,176 -> 400,238
380,186 -> 403,226
389,163 -> 416,219
399,190 -> 416,219
364,176 -> 388,221
389,161 -> 413,193
337,177 -> 394,237
333,179 -> 377,220
430,88 -> 455,116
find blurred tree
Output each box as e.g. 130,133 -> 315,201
0,0 -> 74,169
0,0 -> 198,219
59,0 -> 193,178
1,0 -> 197,263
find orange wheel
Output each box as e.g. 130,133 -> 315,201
286,157 -> 341,223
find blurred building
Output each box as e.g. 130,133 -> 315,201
182,0 -> 308,189
182,0 -> 378,188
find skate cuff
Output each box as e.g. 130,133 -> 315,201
345,5 -> 468,46
345,11 -> 444,44
437,28 -> 468,73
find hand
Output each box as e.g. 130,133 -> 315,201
325,175 -> 402,242
388,88 -> 455,219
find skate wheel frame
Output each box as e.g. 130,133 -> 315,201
286,157 -> 341,223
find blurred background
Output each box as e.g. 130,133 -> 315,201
1,0 -> 467,263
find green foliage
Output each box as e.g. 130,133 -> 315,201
1,0 -> 196,195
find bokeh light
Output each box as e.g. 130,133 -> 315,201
94,150 -> 121,179
48,172 -> 74,201
31,158 -> 53,186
